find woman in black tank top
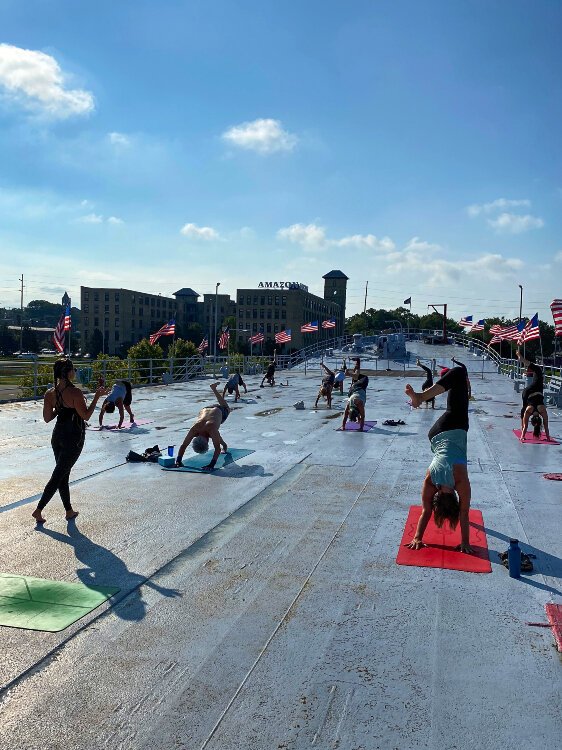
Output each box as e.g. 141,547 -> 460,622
32,359 -> 108,525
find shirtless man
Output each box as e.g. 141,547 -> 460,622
175,383 -> 230,470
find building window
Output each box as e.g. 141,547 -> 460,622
151,308 -> 155,318
84,292 -> 89,301
238,295 -> 244,304
267,296 -> 272,305
282,310 -> 286,319
131,320 -> 135,328
115,331 -> 120,342
247,296 -> 251,305
94,293 -> 99,302
282,296 -> 287,306
105,293 -> 109,302
274,310 -> 279,319
132,295 -> 136,302
260,295 -> 265,305
104,318 -> 109,327
151,298 -> 155,307
115,292 -> 120,301
275,296 -> 279,306
94,318 -> 99,327
139,308 -> 143,316
105,305 -> 109,313
115,318 -> 120,327
115,305 -> 119,314
83,317 -> 89,327
238,309 -> 243,317
274,324 -> 279,333
145,297 -> 149,305
83,304 -> 89,313
132,307 -> 135,316
253,309 -> 258,319
267,310 -> 272,319
94,305 -> 99,314
157,298 -> 160,307
260,309 -> 265,319
253,295 -> 258,305
252,322 -> 257,332
267,324 -> 271,333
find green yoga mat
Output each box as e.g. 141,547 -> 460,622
0,573 -> 119,632
161,448 -> 255,473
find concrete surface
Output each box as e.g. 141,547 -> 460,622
0,343 -> 561,750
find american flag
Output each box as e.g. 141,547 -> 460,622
489,324 -> 503,335
518,313 -> 540,344
489,334 -> 502,345
458,315 -> 473,327
149,319 -> 175,345
502,321 -> 526,341
550,299 -> 562,337
469,319 -> 485,332
197,336 -> 208,354
322,318 -> 336,329
249,331 -> 265,345
53,313 -> 65,353
64,305 -> 72,332
301,321 -> 318,333
218,326 -> 230,350
275,329 -> 291,344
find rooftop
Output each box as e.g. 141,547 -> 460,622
322,269 -> 349,280
0,342 -> 560,748
173,288 -> 200,298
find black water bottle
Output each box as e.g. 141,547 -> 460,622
508,539 -> 521,578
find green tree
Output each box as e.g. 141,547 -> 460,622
168,338 -> 198,358
22,326 -> 40,352
127,338 -> 165,383
0,325 -> 17,354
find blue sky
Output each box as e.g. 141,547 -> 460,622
0,0 -> 561,323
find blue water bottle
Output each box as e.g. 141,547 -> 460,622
508,539 -> 521,578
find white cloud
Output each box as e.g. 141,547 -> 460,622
222,118 -> 298,154
76,213 -> 103,224
466,198 -> 531,217
180,222 -> 220,241
108,132 -> 131,147
277,223 -> 396,254
487,213 -> 544,234
0,43 -> 94,118
554,251 -> 562,263
402,236 -> 441,254
107,216 -> 124,225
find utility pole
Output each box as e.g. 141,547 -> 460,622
214,282 -> 221,357
428,303 -> 448,342
19,274 -> 24,352
363,281 -> 368,314
518,284 -> 523,322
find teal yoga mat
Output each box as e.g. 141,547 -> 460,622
161,448 -> 255,473
0,574 -> 119,632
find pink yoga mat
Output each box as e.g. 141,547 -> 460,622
512,429 -> 559,445
87,419 -> 154,431
337,420 -> 377,432
396,505 -> 491,573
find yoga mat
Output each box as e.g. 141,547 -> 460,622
0,573 -> 119,632
87,419 -> 154,431
545,604 -> 562,652
513,429 -> 559,445
337,421 -> 377,432
162,448 -> 255,473
544,473 -> 562,481
396,506 -> 491,573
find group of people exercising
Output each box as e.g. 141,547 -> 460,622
32,349 -> 554,560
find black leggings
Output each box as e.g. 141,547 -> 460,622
38,434 -> 84,512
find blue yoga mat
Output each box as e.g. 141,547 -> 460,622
161,448 -> 255,473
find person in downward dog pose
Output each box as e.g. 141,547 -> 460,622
222,369 -> 247,402
404,361 -> 474,554
517,349 -> 551,442
175,383 -> 230,470
416,358 -> 434,408
32,359 -> 108,524
98,380 -> 135,429
260,360 -> 276,388
314,362 -> 336,408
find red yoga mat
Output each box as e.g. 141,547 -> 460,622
513,429 -> 559,445
545,604 -> 562,652
396,505 -> 491,573
86,419 -> 154,431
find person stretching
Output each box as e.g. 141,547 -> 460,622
416,358 -> 434,408
334,359 -> 347,394
404,362 -> 474,554
517,349 -> 551,441
223,369 -> 247,402
176,382 -> 230,470
341,365 -> 369,431
260,361 -> 276,388
98,380 -> 134,429
32,359 -> 108,524
315,362 -> 336,408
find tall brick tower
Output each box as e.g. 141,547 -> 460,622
322,270 -> 348,336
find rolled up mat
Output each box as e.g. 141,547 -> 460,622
396,505 -> 491,573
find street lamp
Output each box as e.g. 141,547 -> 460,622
518,284 -> 523,322
214,282 -> 220,357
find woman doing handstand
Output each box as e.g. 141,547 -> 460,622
404,360 -> 474,554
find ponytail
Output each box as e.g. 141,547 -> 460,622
53,358 -> 74,384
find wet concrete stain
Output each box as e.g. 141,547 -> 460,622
325,412 -> 344,419
255,408 -> 283,417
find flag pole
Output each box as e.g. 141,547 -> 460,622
68,300 -> 71,356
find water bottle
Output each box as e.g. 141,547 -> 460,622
508,539 -> 521,578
